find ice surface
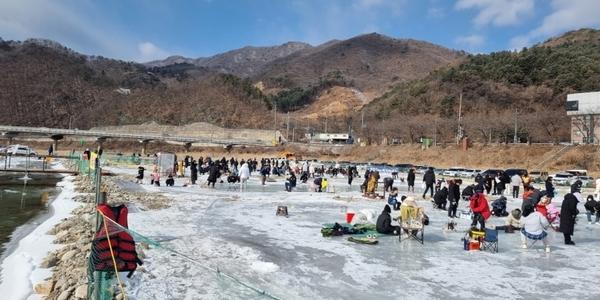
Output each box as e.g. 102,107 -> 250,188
113,171 -> 600,300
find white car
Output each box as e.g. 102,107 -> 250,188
6,145 -> 37,156
443,167 -> 465,177
551,173 -> 574,185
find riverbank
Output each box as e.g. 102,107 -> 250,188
0,175 -> 78,299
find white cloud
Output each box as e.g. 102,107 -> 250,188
455,0 -> 534,26
510,0 -> 600,49
455,34 -> 485,48
137,42 -> 169,62
0,0 -> 171,62
427,7 -> 445,19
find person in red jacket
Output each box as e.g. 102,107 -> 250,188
470,188 -> 491,230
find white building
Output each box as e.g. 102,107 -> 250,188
566,91 -> 600,144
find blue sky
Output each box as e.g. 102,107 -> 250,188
1,0 -> 599,62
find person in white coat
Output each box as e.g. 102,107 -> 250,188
239,162 -> 250,191
519,206 -> 551,253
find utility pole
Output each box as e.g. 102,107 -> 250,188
457,92 -> 463,144
325,114 -> 328,133
513,108 -> 518,143
286,112 -> 290,140
273,102 -> 277,142
433,119 -> 437,146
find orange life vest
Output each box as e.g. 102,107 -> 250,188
92,204 -> 142,277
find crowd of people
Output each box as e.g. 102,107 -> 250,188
131,153 -> 594,253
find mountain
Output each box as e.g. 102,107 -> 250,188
358,28 -> 600,144
255,33 -> 464,99
0,39 -> 271,129
146,42 -> 313,77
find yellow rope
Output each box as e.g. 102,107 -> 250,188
100,211 -> 128,300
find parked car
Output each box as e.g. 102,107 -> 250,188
480,169 -> 503,178
551,173 -> 575,185
504,168 -> 528,178
6,145 -> 37,156
575,176 -> 594,187
394,163 -> 413,172
443,167 -> 465,177
458,169 -> 475,177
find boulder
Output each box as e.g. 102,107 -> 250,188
74,284 -> 88,299
40,252 -> 58,268
33,280 -> 54,296
57,289 -> 71,300
61,250 -> 78,261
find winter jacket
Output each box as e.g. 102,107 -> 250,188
511,175 -> 522,187
520,211 -> 549,235
287,174 -> 297,187
433,187 -> 448,206
469,193 -> 491,220
239,163 -> 250,179
423,170 -> 435,185
376,206 -> 394,234
560,193 -> 579,235
544,180 -> 555,198
585,199 -> 598,213
207,165 -> 219,182
448,183 -> 460,204
407,171 -> 415,185
506,210 -> 521,227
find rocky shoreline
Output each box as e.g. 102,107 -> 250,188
33,167 -> 170,300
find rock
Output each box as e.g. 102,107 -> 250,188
34,280 -> 54,296
57,289 -> 71,300
40,252 -> 58,268
115,293 -> 124,300
74,284 -> 88,299
61,250 -> 77,261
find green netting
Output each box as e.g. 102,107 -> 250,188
94,214 -> 281,300
100,154 -> 155,167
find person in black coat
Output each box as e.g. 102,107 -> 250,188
383,177 -> 394,192
376,205 -> 400,235
448,179 -> 461,218
407,169 -> 416,193
560,193 -> 580,245
545,176 -> 555,199
285,173 -> 297,192
422,167 -> 435,199
347,166 -> 354,185
484,174 -> 493,195
190,161 -> 198,184
207,164 -> 220,188
570,180 -> 583,194
433,186 -> 448,210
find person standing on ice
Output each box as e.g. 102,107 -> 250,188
422,167 -> 435,199
190,160 -> 198,185
407,168 -> 415,193
207,163 -> 220,188
239,162 -> 250,191
309,163 -> 315,178
511,173 -> 522,199
447,179 -> 461,218
560,193 -> 579,245
347,166 -> 354,185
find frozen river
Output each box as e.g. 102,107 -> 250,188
113,170 -> 600,300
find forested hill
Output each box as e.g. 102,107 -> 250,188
360,28 -> 600,144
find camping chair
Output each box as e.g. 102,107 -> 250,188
522,229 -> 547,249
399,218 -> 424,244
398,206 -> 425,244
480,228 -> 498,253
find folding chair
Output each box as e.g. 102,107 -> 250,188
480,228 -> 498,253
399,218 -> 424,244
522,229 -> 547,249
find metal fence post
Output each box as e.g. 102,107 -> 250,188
93,158 -> 105,300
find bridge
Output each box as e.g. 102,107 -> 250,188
0,125 -> 276,153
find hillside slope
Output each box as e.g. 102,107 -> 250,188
358,29 -> 600,144
0,40 -> 270,129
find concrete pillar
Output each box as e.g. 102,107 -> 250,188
50,134 -> 63,153
184,142 -> 192,153
96,137 -> 107,150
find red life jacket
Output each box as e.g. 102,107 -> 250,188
92,204 -> 142,277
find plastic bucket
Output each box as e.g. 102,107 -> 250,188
346,211 -> 356,223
